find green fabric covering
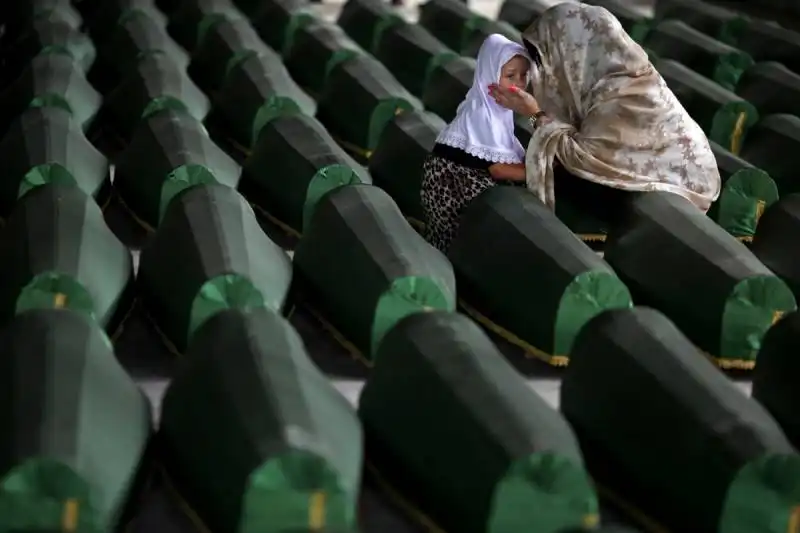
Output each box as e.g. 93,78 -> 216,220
368,109 -> 446,223
604,192 -> 796,368
318,54 -> 419,155
421,56 -> 475,122
375,22 -> 455,97
164,0 -> 242,52
294,184 -> 456,358
422,51 -> 460,97
160,308 -> 362,533
0,308 -> 151,532
196,12 -> 228,49
713,167 -> 778,238
213,50 -> 315,149
19,18 -> 96,74
0,184 -> 133,331
740,115 -> 800,196
250,97 -> 303,147
141,95 -> 190,120
736,62 -> 800,119
15,271 -> 94,318
159,164 -> 219,222
280,11 -> 315,57
250,0 -> 313,53
497,0 -> 553,30
138,184 -> 292,351
114,110 -> 241,228
562,306 -> 800,533
92,52 -> 209,143
370,12 -> 405,54
0,106 -> 109,217
18,162 -> 76,199
88,3 -> 168,46
654,58 -> 757,153
716,18 -> 800,75
337,0 -> 397,52
28,92 -> 73,115
224,49 -> 258,79
449,187 -> 632,362
752,312 -> 800,446
282,20 -> 364,97
240,114 -> 371,233
461,18 -> 520,58
187,17 -> 273,93
645,20 -> 753,89
359,311 -> 598,533
187,275 -> 266,344
418,0 -> 473,50
751,194 -> 800,299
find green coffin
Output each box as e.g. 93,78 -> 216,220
644,20 -> 753,90
0,308 -> 151,533
497,0 -> 552,31
736,62 -> 800,119
418,0 -> 473,51
138,184 -> 292,351
166,0 -> 244,52
653,0 -> 743,38
96,9 -> 190,91
462,18 -> 521,58
562,306 -> 800,533
114,110 -> 242,228
240,114 -> 371,234
0,52 -> 100,138
294,184 -> 456,358
360,311 -> 599,533
368,109 -> 445,225
212,49 -> 316,150
752,311 -> 800,448
85,1 -> 168,45
0,106 -> 109,218
91,52 -> 210,145
719,19 -> 800,74
283,20 -> 365,97
3,17 -> 96,86
449,187 -> 633,365
583,0 -> 651,42
654,58 -> 757,154
161,308 -> 362,533
604,191 -> 796,369
187,16 -> 273,93
707,140 -> 778,239
2,0 -> 82,44
752,194 -> 800,298
250,0 -> 314,54
0,184 -> 133,331
375,22 -> 457,97
422,56 -> 474,122
337,0 -> 403,53
739,114 -> 800,196
317,54 -> 418,157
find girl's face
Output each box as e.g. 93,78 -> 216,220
499,55 -> 530,91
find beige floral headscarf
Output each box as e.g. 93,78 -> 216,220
522,3 -> 721,211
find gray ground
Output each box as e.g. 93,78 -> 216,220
114,0 -> 751,530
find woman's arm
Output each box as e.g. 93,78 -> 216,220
489,163 -> 526,181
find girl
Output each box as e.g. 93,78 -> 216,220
421,33 -> 532,253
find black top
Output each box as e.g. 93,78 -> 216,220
432,143 -> 492,170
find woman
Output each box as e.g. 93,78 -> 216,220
489,3 -> 721,226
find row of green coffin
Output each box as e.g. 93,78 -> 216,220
8,297 -> 800,532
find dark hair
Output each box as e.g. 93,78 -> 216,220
524,39 -> 542,67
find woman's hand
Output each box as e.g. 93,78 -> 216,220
488,84 -> 540,116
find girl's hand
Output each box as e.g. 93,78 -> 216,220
488,84 -> 540,116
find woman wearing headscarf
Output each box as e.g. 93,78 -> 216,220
421,33 -> 532,253
489,2 -> 721,226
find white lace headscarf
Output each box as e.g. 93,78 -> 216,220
523,3 -> 721,210
436,33 -> 531,164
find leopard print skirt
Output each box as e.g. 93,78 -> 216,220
420,154 -> 496,253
